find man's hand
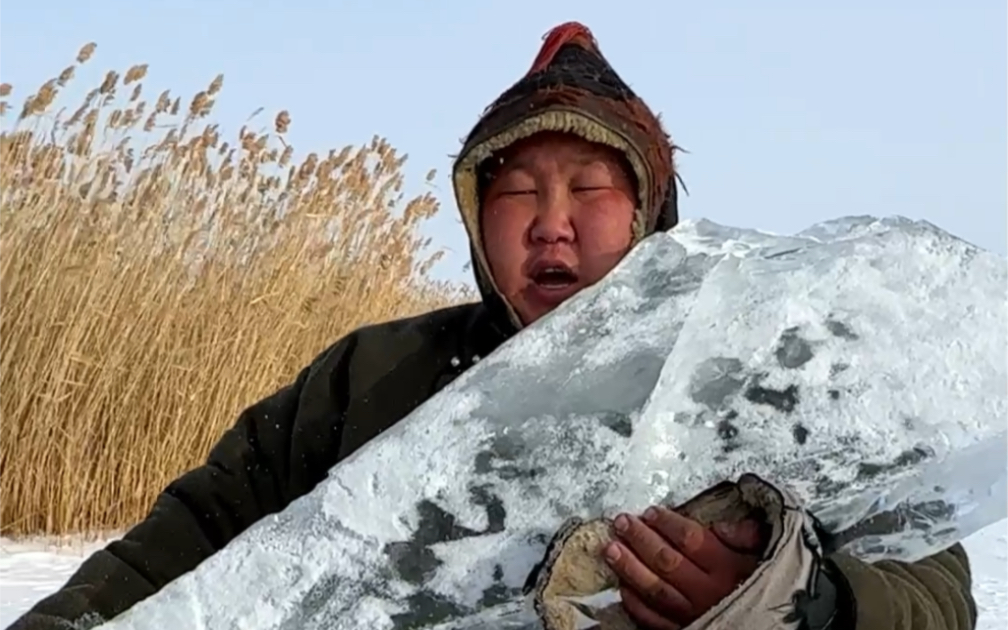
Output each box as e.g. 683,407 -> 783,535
602,506 -> 764,629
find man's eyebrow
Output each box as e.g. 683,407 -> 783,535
571,152 -> 609,166
497,156 -> 532,174
498,151 -> 609,174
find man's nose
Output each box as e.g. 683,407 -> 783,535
529,188 -> 575,244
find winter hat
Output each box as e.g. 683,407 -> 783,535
452,22 -> 681,329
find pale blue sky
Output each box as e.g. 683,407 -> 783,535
2,1 -> 1005,283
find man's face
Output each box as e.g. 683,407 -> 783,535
481,132 -> 638,325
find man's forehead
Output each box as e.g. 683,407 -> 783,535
494,136 -> 622,172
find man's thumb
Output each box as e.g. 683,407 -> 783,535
713,519 -> 764,552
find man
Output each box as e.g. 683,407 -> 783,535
14,21 -> 976,630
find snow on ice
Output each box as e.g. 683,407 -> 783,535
4,216 -> 1006,630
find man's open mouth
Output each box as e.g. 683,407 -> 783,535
531,264 -> 579,290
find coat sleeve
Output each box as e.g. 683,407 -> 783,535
9,342 -> 349,630
828,543 -> 977,630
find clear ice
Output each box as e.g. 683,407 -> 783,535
96,216 -> 1008,630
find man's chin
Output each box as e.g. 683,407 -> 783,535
519,284 -> 583,324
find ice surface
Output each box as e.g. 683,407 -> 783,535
94,216 -> 1007,630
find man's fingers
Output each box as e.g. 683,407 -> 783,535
643,507 -> 706,553
610,515 -> 708,595
712,519 -> 764,553
619,586 -> 682,630
603,534 -> 693,619
642,507 -> 756,575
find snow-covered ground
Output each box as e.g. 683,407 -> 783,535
1,536 -> 114,628
1,521 -> 1005,629
967,520 -> 1008,628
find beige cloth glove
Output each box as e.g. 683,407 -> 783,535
527,473 -> 848,630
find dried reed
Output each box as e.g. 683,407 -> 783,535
0,43 -> 473,536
